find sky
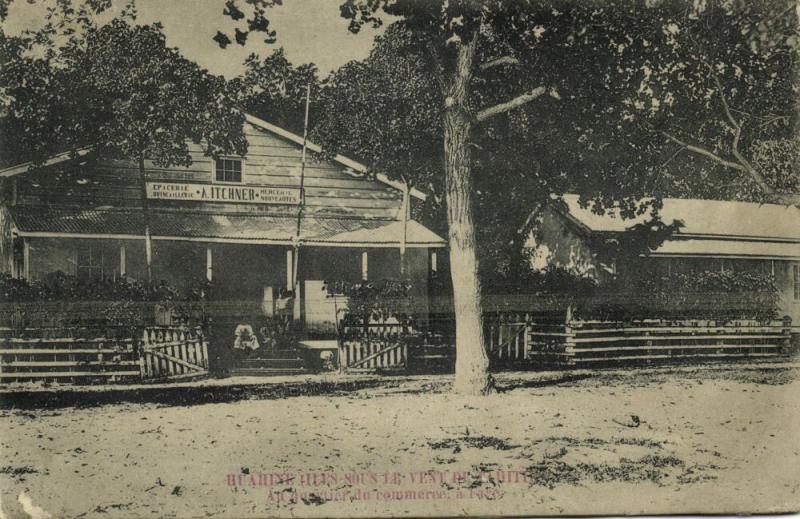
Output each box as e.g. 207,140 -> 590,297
3,0 -> 389,77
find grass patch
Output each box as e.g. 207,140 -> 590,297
0,465 -> 38,476
428,435 -> 518,451
526,454 -> 689,489
532,436 -> 664,449
526,460 -> 583,488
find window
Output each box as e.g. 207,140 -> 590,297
794,264 -> 800,301
77,246 -> 105,282
214,158 -> 243,183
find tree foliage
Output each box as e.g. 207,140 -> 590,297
1,7 -> 246,169
231,48 -> 320,135
596,0 -> 799,200
313,24 -> 442,195
309,12 -> 693,284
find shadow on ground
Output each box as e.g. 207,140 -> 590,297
0,371 -> 591,410
0,378 -> 399,410
495,373 -> 594,392
0,364 -> 795,410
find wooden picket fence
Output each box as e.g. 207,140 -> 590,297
338,317 -> 453,373
0,326 -> 140,383
340,339 -> 408,372
0,325 -> 209,384
486,311 -> 794,368
485,313 -> 530,367
338,319 -> 411,372
139,326 -> 209,380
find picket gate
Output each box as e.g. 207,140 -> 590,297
139,326 -> 209,380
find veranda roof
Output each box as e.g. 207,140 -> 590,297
557,194 -> 800,260
8,206 -> 446,248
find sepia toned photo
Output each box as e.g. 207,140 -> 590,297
0,0 -> 799,517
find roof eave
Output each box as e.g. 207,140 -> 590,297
244,113 -> 427,202
0,147 -> 93,178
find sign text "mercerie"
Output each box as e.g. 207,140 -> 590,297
145,182 -> 301,205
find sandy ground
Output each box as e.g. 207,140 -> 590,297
1,366 -> 799,518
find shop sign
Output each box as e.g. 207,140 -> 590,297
146,182 -> 301,205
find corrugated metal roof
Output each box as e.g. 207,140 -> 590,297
11,206 -> 144,235
9,206 -> 446,247
655,238 -> 800,259
561,194 -> 800,241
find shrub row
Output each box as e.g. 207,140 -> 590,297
331,268 -> 782,325
0,272 -> 211,330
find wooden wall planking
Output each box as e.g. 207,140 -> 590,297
14,122 -> 405,218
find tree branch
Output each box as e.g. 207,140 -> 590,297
705,67 -> 776,194
708,69 -> 741,130
660,131 -> 747,172
475,86 -> 555,122
678,39 -> 786,199
661,130 -> 776,194
729,124 -> 776,193
479,55 -> 519,70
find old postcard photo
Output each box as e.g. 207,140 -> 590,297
0,0 -> 799,517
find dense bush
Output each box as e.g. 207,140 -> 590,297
484,265 -> 599,296
320,265 -> 783,329
0,272 -> 195,303
325,279 -> 417,324
614,269 -> 781,323
0,272 -> 211,329
482,265 -> 781,323
516,268 -> 781,323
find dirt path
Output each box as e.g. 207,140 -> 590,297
1,367 -> 799,517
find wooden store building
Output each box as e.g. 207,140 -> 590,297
0,114 -> 446,333
527,194 -> 800,323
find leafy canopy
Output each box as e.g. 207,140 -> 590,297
230,47 -> 319,135
1,7 -> 246,168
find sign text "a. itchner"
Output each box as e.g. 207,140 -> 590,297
146,182 -> 301,205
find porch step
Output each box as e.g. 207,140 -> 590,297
410,345 -> 454,360
236,357 -> 306,369
228,367 -> 307,377
245,348 -> 304,359
230,356 -> 306,376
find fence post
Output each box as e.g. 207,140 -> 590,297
782,316 -> 793,356
201,330 -> 209,369
488,316 -> 497,357
523,313 -> 531,360
564,306 -> 575,366
139,328 -> 148,379
497,314 -> 505,360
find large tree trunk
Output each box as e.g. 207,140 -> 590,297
444,38 -> 494,396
